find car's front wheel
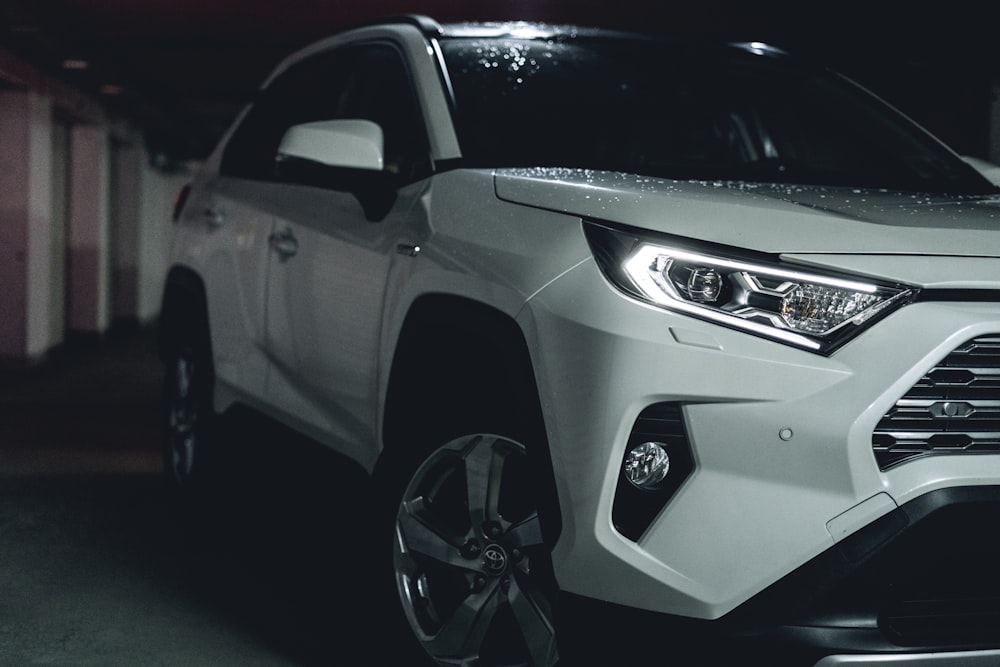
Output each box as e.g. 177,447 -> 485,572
386,433 -> 560,666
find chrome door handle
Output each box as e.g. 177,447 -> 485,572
203,206 -> 225,229
268,228 -> 299,260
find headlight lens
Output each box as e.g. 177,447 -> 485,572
589,224 -> 915,353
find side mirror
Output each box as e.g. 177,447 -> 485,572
277,119 -> 385,172
962,155 -> 1000,188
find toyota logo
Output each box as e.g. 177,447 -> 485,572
482,544 -> 508,575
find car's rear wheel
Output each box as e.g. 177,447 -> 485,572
163,341 -> 214,487
387,433 -> 560,666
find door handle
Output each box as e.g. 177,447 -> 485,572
268,228 -> 299,260
396,243 -> 421,257
203,206 -> 225,230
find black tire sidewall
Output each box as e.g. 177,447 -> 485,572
370,443 -> 440,666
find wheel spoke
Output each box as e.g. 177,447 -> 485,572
507,512 -> 544,549
398,499 -> 474,570
170,358 -> 195,430
425,581 -> 501,664
176,356 -> 192,399
462,437 -> 506,529
171,435 -> 194,479
171,403 -> 195,433
508,574 -> 559,666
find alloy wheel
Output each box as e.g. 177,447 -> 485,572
166,347 -> 199,485
393,434 -> 559,666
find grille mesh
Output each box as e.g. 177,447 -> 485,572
873,336 -> 1000,470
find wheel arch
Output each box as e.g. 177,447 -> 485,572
381,293 -> 563,545
158,264 -> 214,369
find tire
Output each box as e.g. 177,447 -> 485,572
163,339 -> 215,488
381,433 -> 560,667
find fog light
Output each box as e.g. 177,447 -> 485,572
623,442 -> 670,490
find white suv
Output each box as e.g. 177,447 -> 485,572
160,15 -> 1000,667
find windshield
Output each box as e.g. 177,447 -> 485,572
439,34 -> 995,194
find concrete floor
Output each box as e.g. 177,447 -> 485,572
0,333 -> 379,666
0,333 -> 793,667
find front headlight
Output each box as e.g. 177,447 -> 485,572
587,223 -> 916,354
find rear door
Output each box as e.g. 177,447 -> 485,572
183,110 -> 288,407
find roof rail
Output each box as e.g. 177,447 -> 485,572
356,14 -> 444,37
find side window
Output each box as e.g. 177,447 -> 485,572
220,43 -> 430,184
333,46 -> 430,178
220,52 -> 343,180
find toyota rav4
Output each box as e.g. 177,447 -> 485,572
160,15 -> 1000,666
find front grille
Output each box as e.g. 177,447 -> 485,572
873,336 -> 1000,470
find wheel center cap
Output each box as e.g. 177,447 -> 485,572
482,544 -> 508,576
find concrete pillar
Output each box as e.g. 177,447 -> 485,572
0,90 -> 54,363
111,142 -> 143,326
0,47 -> 173,361
67,124 -> 111,335
50,118 -> 71,347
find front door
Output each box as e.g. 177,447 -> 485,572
264,180 -> 425,464
257,41 -> 434,463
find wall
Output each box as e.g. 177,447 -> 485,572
0,49 -> 194,365
0,90 -> 49,360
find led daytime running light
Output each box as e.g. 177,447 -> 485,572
628,244 -> 878,295
621,243 -> 909,351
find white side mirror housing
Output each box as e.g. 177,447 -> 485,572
278,119 -> 384,172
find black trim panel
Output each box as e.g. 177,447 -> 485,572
915,290 -> 1000,303
725,485 -> 1000,653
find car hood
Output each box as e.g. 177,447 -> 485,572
494,168 -> 1000,257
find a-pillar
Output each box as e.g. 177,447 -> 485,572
67,124 -> 111,337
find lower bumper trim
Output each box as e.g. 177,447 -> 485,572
815,649 -> 1000,666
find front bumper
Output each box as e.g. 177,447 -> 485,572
815,650 -> 1000,666
523,255 -> 1000,658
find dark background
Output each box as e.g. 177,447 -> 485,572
1,0 -> 997,163
1,3 -> 997,664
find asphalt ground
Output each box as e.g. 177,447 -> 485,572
0,331 -> 378,666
